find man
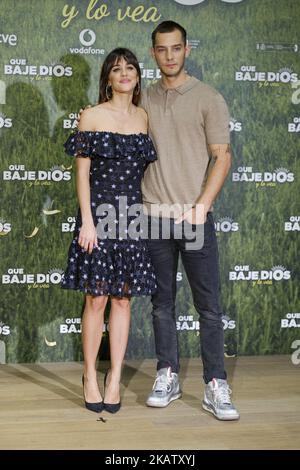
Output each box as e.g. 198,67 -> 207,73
141,21 -> 239,421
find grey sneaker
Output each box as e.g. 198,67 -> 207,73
202,378 -> 240,421
146,367 -> 182,408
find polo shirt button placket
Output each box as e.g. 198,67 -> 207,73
165,89 -> 171,115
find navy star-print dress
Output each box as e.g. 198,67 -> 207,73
61,130 -> 157,298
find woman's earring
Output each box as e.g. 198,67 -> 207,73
134,81 -> 140,95
106,84 -> 112,100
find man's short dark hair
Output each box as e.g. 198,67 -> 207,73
151,21 -> 187,47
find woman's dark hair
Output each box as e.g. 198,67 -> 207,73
151,21 -> 187,47
98,48 -> 141,106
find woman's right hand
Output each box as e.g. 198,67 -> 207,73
78,221 -> 98,254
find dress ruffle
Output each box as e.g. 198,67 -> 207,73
64,130 -> 157,162
61,238 -> 157,297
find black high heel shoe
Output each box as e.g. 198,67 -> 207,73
103,370 -> 121,414
82,375 -> 104,413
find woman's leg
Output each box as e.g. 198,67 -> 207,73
105,296 -> 131,403
82,294 -> 108,402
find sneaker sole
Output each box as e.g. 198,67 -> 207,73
146,392 -> 182,408
202,401 -> 240,421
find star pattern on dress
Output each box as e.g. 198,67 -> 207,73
61,131 -> 157,298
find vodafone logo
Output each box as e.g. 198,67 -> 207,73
70,30 -> 104,55
174,0 -> 204,4
174,0 -> 243,4
79,29 -> 96,47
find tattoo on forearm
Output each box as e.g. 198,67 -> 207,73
211,144 -> 231,160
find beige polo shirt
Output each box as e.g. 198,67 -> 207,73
141,76 -> 230,218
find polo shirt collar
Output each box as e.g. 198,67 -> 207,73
156,75 -> 198,95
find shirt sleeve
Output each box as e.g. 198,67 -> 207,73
205,92 -> 230,144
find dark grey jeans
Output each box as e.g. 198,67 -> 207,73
148,213 -> 226,384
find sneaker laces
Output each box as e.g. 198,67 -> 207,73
212,380 -> 232,405
153,370 -> 173,394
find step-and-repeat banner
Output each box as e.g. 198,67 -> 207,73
0,0 -> 299,363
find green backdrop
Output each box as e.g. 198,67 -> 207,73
0,0 -> 299,363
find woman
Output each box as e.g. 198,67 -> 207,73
61,48 -> 157,414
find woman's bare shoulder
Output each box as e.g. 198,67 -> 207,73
137,106 -> 147,118
77,104 -> 108,131
136,106 -> 148,126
